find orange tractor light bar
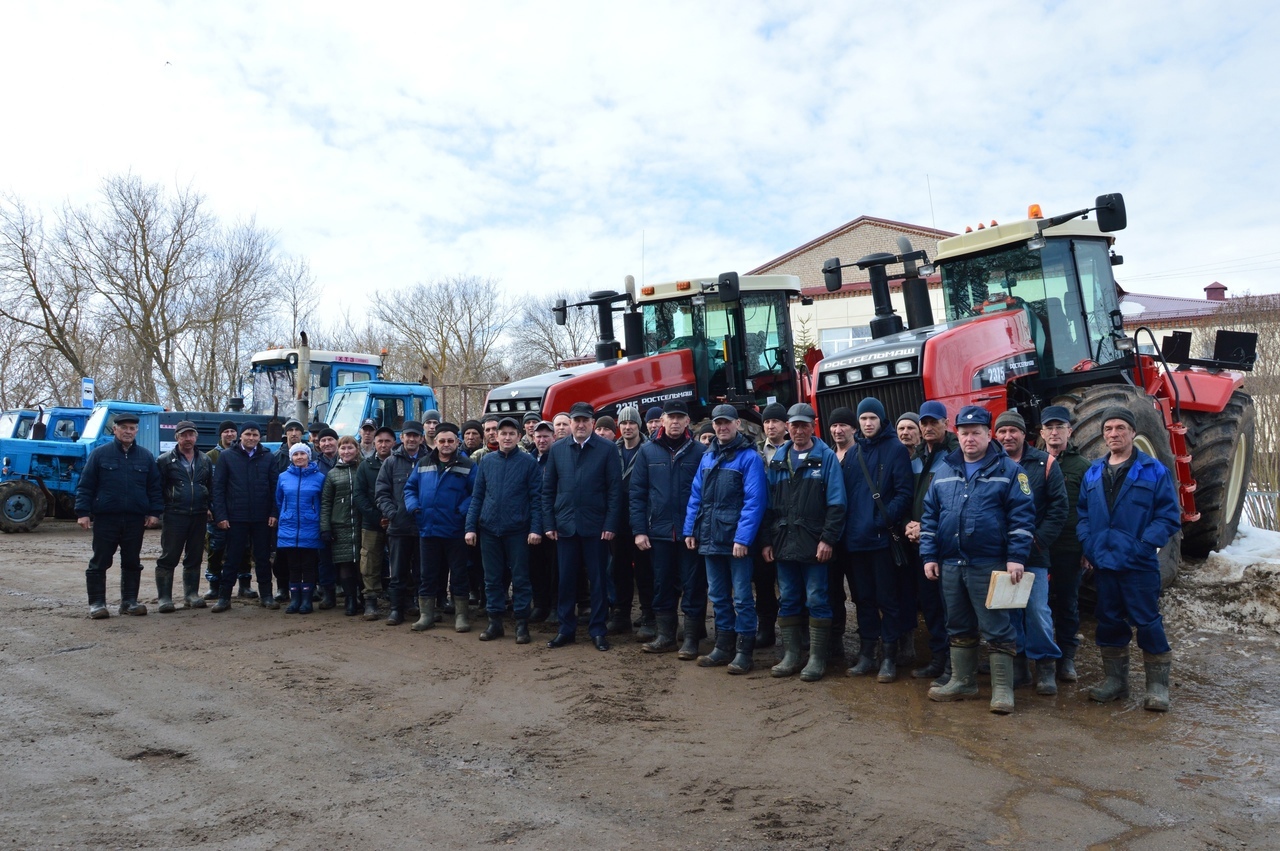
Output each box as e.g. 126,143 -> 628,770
1028,204 -> 1043,219
641,285 -> 655,295
676,280 -> 692,291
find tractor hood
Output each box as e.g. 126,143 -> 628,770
483,361 -> 605,417
814,324 -> 944,392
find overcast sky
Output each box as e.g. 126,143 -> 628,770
4,1 -> 1277,317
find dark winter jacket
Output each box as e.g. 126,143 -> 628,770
920,441 -> 1036,566
466,447 -> 543,537
839,429 -> 913,552
1077,449 -> 1181,573
614,436 -> 647,534
683,432 -> 768,555
1050,442 -> 1090,555
354,452 -> 386,532
541,433 -> 623,538
321,457 -> 362,563
75,438 -> 164,518
157,446 -> 213,516
403,451 -> 475,538
763,438 -> 847,563
631,429 -> 705,542
375,445 -> 427,537
910,431 -> 959,523
317,452 -> 337,475
212,441 -> 277,524
1012,444 -> 1068,569
275,463 -> 325,549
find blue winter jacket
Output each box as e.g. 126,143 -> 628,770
920,441 -> 1036,566
840,428 -> 914,552
466,447 -> 542,537
403,451 -> 476,538
541,433 -> 623,537
630,429 -> 705,542
275,463 -> 325,549
683,433 -> 768,555
212,441 -> 277,524
1076,449 -> 1181,573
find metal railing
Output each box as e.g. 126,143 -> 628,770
1245,490 -> 1278,532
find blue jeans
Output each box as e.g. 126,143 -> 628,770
650,540 -> 706,618
1010,565 -> 1061,660
704,553 -> 756,635
777,560 -> 831,620
939,561 -> 1016,651
556,535 -> 609,638
1093,568 -> 1170,654
481,531 -> 531,618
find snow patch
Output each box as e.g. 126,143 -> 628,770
1166,519 -> 1280,636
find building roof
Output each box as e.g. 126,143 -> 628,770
799,275 -> 942,301
749,215 -> 956,276
1118,289 -> 1227,326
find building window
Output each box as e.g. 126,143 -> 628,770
820,326 -> 871,354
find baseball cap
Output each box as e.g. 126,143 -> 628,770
534,420 -> 554,433
360,418 -> 377,430
711,404 -> 739,421
787,403 -> 816,424
956,405 -> 992,427
919,401 -> 948,421
1040,405 -> 1072,426
569,401 -> 595,418
497,417 -> 521,431
663,399 -> 689,416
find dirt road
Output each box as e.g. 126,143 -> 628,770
1,522 -> 1274,849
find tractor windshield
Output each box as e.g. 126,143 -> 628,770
250,364 -> 295,417
940,237 -> 1121,375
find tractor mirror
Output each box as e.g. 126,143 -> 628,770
553,298 -> 567,326
717,272 -> 740,303
822,258 -> 843,292
1095,193 -> 1127,232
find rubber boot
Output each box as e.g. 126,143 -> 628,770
677,614 -> 702,660
407,597 -> 421,617
87,572 -> 109,619
756,621 -> 776,648
440,595 -> 454,615
989,651 -> 1015,714
897,629 -> 917,666
515,619 -> 531,644
1035,659 -> 1059,696
454,597 -> 471,633
606,606 -> 631,636
847,641 -> 877,676
771,617 -> 805,678
1013,654 -> 1032,689
800,618 -> 831,682
697,630 -> 735,667
928,644 -> 980,701
1142,651 -> 1172,712
877,640 -> 898,683
285,584 -> 302,614
204,548 -> 223,599
203,578 -> 221,601
119,571 -> 147,615
363,596 -> 380,620
299,584 -> 314,614
259,577 -> 279,610
529,605 -> 550,623
479,614 -> 504,641
238,576 -> 259,600
636,609 -> 657,642
827,630 -> 846,669
155,568 -> 176,613
318,586 -> 336,610
412,597 -> 436,631
182,567 -> 205,608
386,600 -> 404,625
342,577 -> 359,616
1089,646 -> 1130,703
913,650 -> 946,680
211,595 -> 232,613
1056,645 -> 1079,682
727,633 -> 756,675
932,655 -> 953,688
642,613 -> 678,654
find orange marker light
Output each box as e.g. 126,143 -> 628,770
990,220 -> 998,227
641,285 -> 655,296
1028,204 -> 1043,219
676,281 -> 692,291
976,222 -> 986,230
965,226 -> 974,233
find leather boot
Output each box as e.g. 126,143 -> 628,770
515,619 -> 531,645
756,621 -> 776,648
479,614 -> 504,641
285,584 -> 303,614
1013,654 -> 1032,689
847,642 -> 877,677
771,617 -> 805,678
877,640 -> 898,683
642,613 -> 678,653
635,609 -> 657,642
342,577 -> 359,616
928,644 -> 979,701
238,576 -> 259,599
1056,644 -> 1079,682
1035,659 -> 1058,695
259,577 -> 279,610
800,618 -> 831,682
1089,646 -> 1130,703
989,651 -> 1015,714
87,572 -> 109,619
298,584 -> 314,614
182,567 -> 205,608
119,571 -> 147,616
913,650 -> 946,680
677,614 -> 702,660
318,586 -> 336,610
454,597 -> 471,633
1142,651 -> 1172,712
154,568 -> 176,613
363,596 -> 380,620
697,630 -> 735,667
412,597 -> 436,631
606,606 -> 632,635
727,633 -> 756,675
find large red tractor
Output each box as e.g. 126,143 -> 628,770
813,194 -> 1256,581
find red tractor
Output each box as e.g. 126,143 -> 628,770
813,194 -> 1256,583
483,274 -> 809,432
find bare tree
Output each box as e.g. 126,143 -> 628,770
504,289 -> 597,379
373,276 -> 510,386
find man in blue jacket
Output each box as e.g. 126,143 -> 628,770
75,411 -> 164,619
1077,407 -> 1182,712
466,417 -> 542,644
404,423 -> 476,634
922,405 -> 1037,714
542,402 -> 623,651
211,423 -> 279,613
632,399 -> 705,655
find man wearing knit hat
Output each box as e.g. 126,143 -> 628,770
1077,406 -> 1181,711
752,401 -> 790,647
644,407 -> 664,438
895,412 -> 921,452
608,405 -> 654,638
1038,404 -> 1090,682
594,415 -> 617,443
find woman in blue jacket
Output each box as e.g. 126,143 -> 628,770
276,443 -> 326,614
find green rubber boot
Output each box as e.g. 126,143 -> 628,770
988,651 -> 1015,714
800,618 -> 831,682
928,643 -> 980,701
411,597 -> 436,631
1089,646 -> 1130,703
1142,651 -> 1172,712
770,617 -> 805,678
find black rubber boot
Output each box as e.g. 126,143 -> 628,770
827,630 -> 846,669
606,606 -> 632,636
1056,644 -> 1079,682
771,617 -> 805,678
847,642 -> 877,677
912,650 -> 946,680
386,601 -> 404,626
677,614 -> 702,661
298,584 -> 314,614
411,597 -> 436,631
318,586 -> 336,610
528,605 -> 550,623
119,570 -> 147,616
259,576 -> 279,610
1035,659 -> 1058,695
635,609 -> 657,642
1013,654 -> 1032,689
989,652 -> 1015,714
285,584 -> 302,614
515,619 -> 531,645
1143,651 -> 1172,712
877,640 -> 898,683
697,630 -> 735,667
932,655 -> 953,688
155,567 -> 176,613
800,618 -> 831,682
897,629 -> 917,666
342,577 -> 359,616
440,596 -> 455,615
238,576 -> 259,600
363,597 -> 380,620
479,615 -> 504,641
727,633 -> 755,675
756,621 -> 776,648
211,596 -> 232,613
642,613 -> 678,653
182,567 -> 205,608
203,580 -> 221,601
928,644 -> 980,701
87,572 -> 109,619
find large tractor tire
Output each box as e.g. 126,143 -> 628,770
0,480 -> 47,533
1180,390 -> 1255,557
1053,384 -> 1182,589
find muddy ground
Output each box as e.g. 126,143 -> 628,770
0,523 -> 1275,849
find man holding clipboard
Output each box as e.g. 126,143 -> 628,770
920,405 -> 1037,714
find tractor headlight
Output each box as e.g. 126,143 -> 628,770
894,360 -> 914,375
845,369 -> 863,383
823,373 -> 840,387
871,364 -> 890,378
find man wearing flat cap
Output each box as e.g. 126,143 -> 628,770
156,420 -> 214,611
76,410 -> 164,618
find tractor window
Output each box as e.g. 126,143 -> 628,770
1073,239 -> 1122,365
740,292 -> 795,407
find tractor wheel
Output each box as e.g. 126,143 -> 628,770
1053,384 -> 1181,589
1179,390 -> 1255,557
0,480 -> 47,533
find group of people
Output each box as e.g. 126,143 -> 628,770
75,391 -> 1183,713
